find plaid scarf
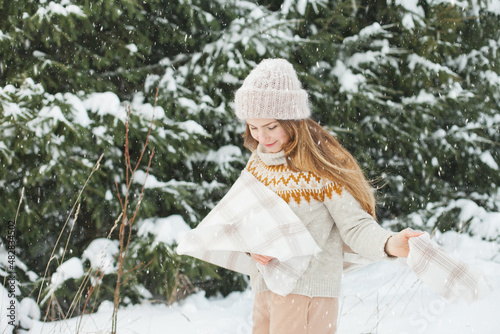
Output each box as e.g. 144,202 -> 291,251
176,170 -> 321,296
407,232 -> 493,304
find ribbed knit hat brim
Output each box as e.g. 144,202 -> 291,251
234,59 -> 310,120
235,88 -> 309,120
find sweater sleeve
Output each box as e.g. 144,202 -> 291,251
323,183 -> 396,261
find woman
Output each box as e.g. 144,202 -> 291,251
233,58 -> 423,333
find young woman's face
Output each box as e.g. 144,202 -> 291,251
246,118 -> 289,153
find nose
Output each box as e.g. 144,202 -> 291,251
257,129 -> 270,142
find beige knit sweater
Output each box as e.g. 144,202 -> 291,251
246,145 -> 395,298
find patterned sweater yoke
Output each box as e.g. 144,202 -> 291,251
246,149 -> 343,206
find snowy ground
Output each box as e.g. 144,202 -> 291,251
14,231 -> 500,333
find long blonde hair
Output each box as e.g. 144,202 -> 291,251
243,118 -> 377,219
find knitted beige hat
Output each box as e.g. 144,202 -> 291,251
234,59 -> 310,120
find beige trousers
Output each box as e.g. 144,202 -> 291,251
252,291 -> 338,334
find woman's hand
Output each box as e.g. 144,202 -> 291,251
384,228 -> 425,258
250,253 -> 275,265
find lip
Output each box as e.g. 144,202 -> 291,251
264,141 -> 277,148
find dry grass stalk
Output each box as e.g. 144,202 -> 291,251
37,153 -> 104,311
111,90 -> 158,334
